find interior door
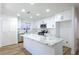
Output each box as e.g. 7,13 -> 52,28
2,17 -> 18,46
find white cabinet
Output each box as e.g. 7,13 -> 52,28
55,14 -> 62,22
55,10 -> 72,22
34,10 -> 72,29
41,17 -> 56,28
35,17 -> 56,29
24,35 -> 63,55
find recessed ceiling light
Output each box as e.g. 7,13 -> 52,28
36,13 -> 40,16
46,9 -> 50,12
30,16 -> 32,19
21,9 -> 26,12
30,3 -> 35,5
17,13 -> 20,16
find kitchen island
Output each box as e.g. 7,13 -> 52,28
23,34 -> 63,55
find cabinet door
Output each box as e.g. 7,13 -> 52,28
55,10 -> 72,22
60,10 -> 72,21
55,14 -> 62,22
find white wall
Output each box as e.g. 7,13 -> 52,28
0,4 -> 2,47
0,3 -> 18,47
70,7 -> 78,54
76,8 -> 79,52
0,17 -> 2,47
1,16 -> 18,47
77,8 -> 79,39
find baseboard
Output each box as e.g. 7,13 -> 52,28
1,43 -> 18,47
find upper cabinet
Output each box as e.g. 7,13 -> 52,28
42,17 -> 56,28
34,17 -> 56,28
55,10 -> 72,22
33,10 -> 72,29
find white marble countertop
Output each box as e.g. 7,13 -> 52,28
24,34 -> 63,46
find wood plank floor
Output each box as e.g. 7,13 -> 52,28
0,43 -> 31,55
0,43 -> 71,55
63,46 -> 71,55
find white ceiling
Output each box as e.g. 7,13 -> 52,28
1,3 -> 79,22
